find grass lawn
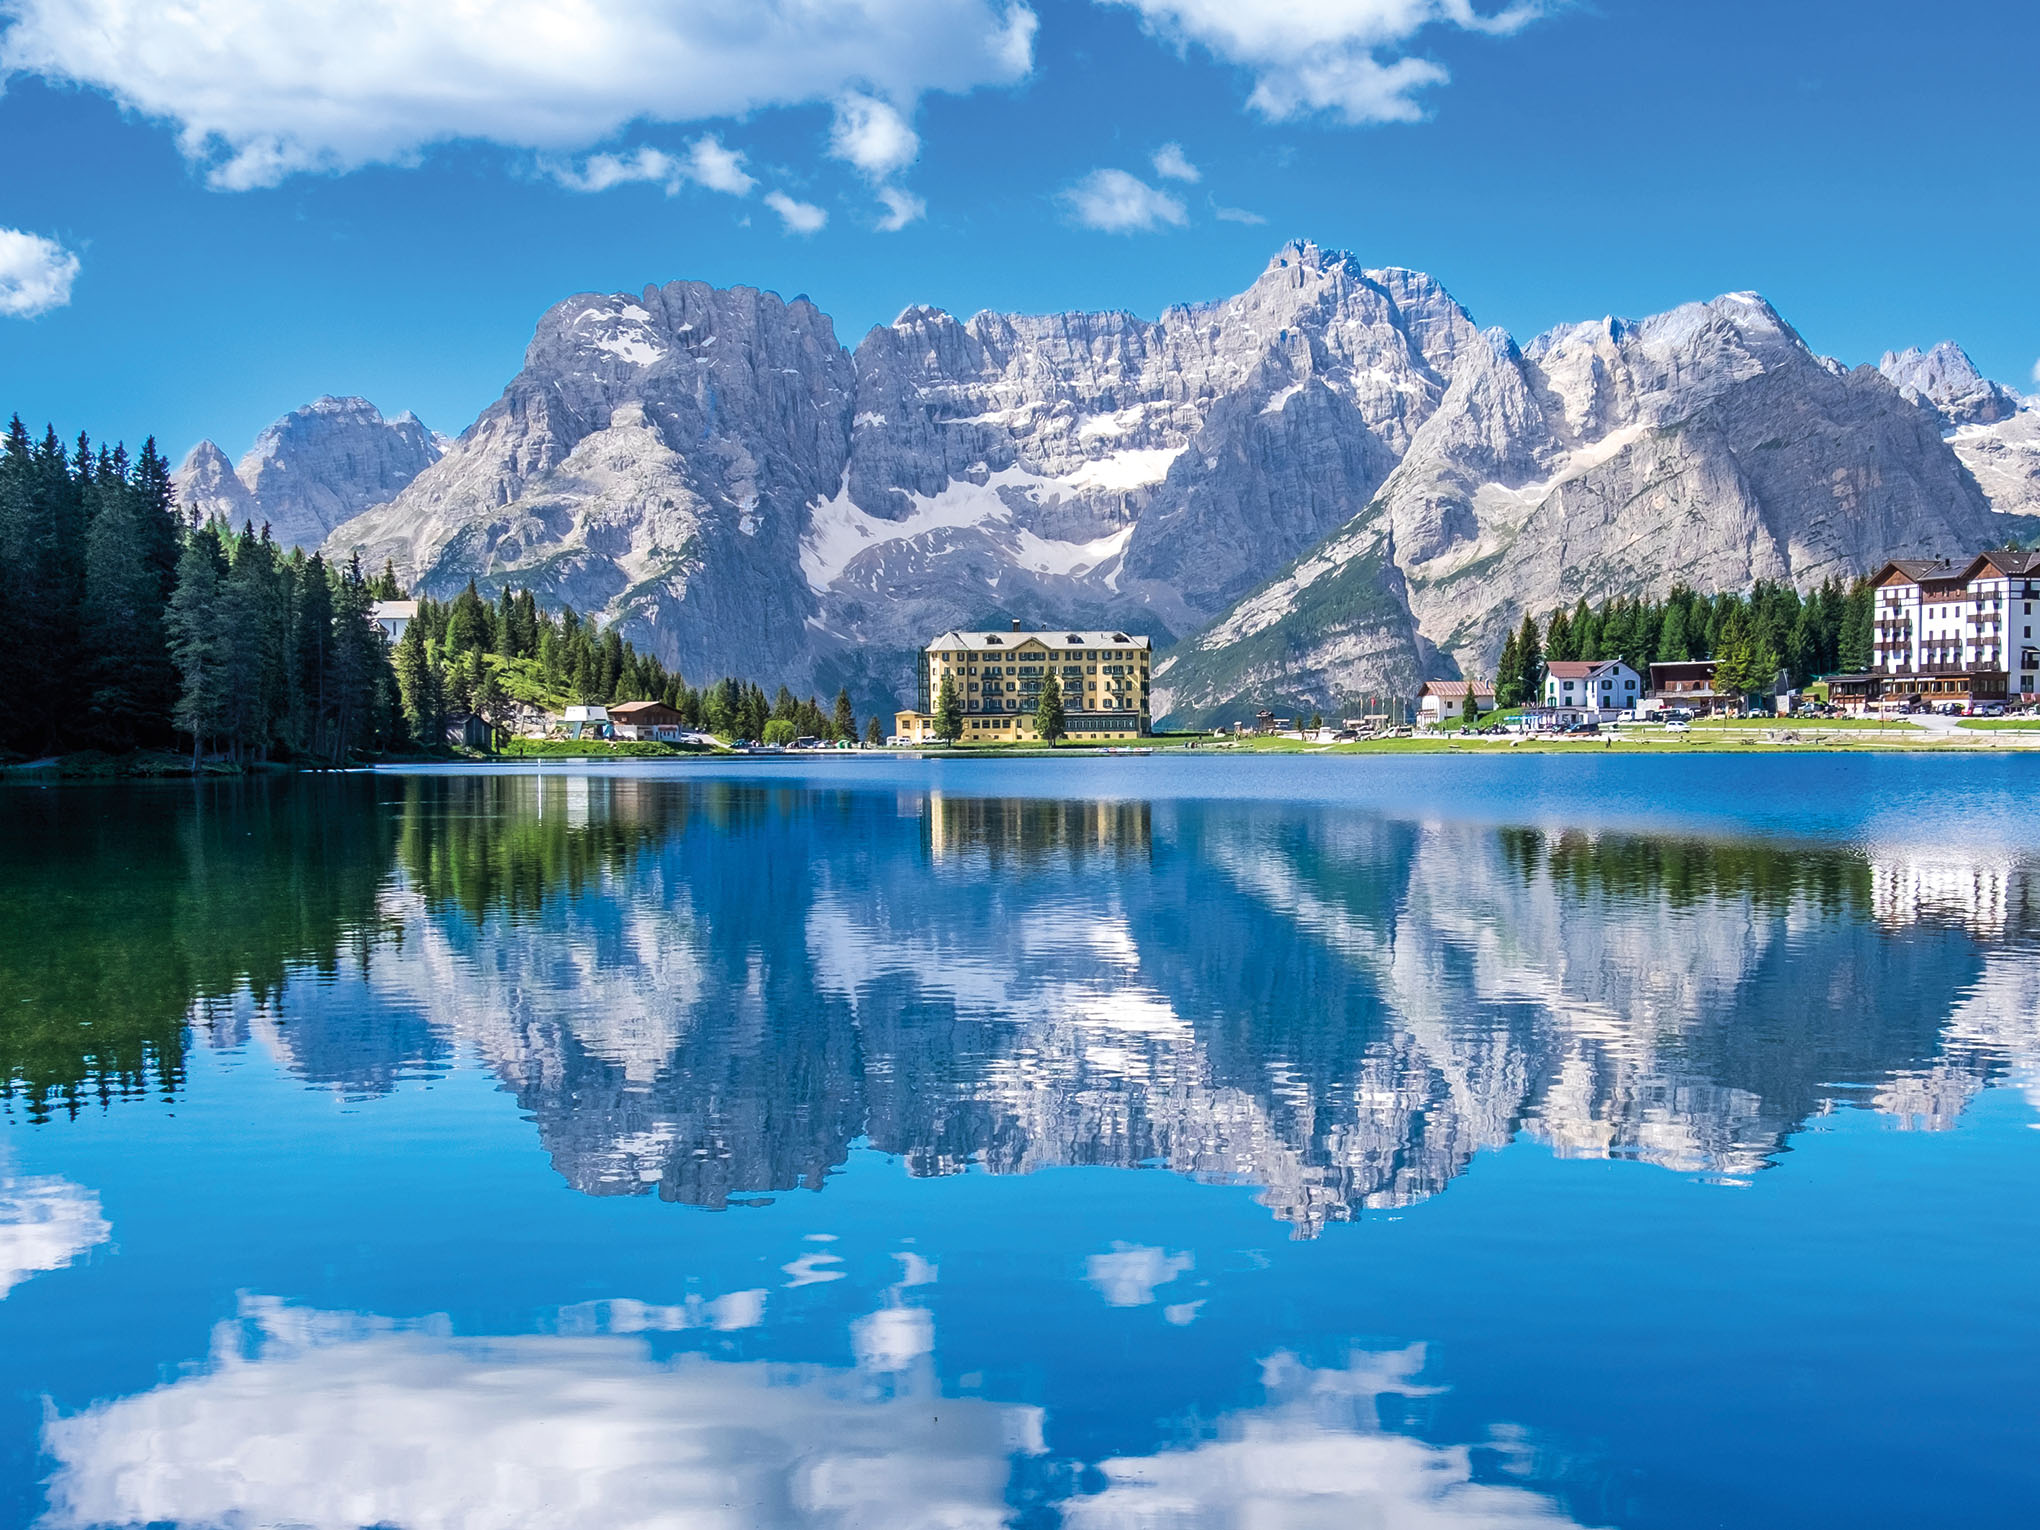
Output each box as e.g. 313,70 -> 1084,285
498,738 -> 717,759
1959,718 -> 2040,730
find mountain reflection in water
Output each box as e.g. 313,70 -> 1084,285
5,771 -> 2035,1238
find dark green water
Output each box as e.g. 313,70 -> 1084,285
1,758 -> 2036,1527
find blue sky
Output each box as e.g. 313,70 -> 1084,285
0,0 -> 2034,462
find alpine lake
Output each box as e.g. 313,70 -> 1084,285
1,754 -> 2036,1529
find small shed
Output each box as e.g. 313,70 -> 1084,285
445,712 -> 500,750
562,704 -> 611,740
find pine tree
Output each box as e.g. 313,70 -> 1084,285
1495,626 -> 1522,707
1837,582 -> 1874,674
1570,598 -> 1598,659
1545,606 -> 1574,663
325,563 -> 388,762
1713,606 -> 1755,702
1035,674 -> 1067,742
393,619 -> 443,749
1658,602 -> 1692,664
1515,614 -> 1544,704
832,687 -> 855,742
167,527 -> 230,766
446,578 -> 491,655
865,715 -> 884,746
935,674 -> 963,741
289,552 -> 335,756
79,454 -> 172,748
218,525 -> 286,762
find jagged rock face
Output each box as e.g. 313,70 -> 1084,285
326,245 -> 1475,703
331,283 -> 858,689
171,439 -> 256,526
174,396 -> 441,550
1185,293 -> 2012,693
1949,407 -> 2040,525
1879,342 -> 2022,429
1149,509 -> 1435,727
262,245 -> 2029,718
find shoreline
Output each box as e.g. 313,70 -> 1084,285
10,723 -> 2038,780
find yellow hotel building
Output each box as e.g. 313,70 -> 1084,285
896,622 -> 1152,743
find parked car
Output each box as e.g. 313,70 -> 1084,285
1664,720 -> 1691,734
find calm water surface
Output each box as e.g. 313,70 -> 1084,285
2,755 -> 2037,1528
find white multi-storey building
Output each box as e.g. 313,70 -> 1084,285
1865,550 -> 2040,706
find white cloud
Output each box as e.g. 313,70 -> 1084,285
1214,203 -> 1268,224
549,135 -> 756,198
830,91 -> 921,178
1085,1242 -> 1193,1305
875,185 -> 927,231
550,146 -> 681,195
2030,357 -> 2040,387
1104,0 -> 1549,123
0,227 -> 80,317
39,1296 -> 1045,1530
1061,169 -> 1188,233
765,191 -> 830,236
828,93 -> 926,229
0,1161 -> 109,1294
0,0 -> 1039,190
1151,141 -> 1200,182
684,135 -> 759,196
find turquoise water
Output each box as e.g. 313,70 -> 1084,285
2,756 -> 2037,1528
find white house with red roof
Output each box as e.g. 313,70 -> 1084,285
1417,679 -> 1496,726
1540,659 -> 1641,719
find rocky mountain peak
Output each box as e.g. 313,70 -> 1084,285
174,395 -> 442,549
165,241 -> 2028,727
1878,341 -> 2021,429
172,439 -> 256,524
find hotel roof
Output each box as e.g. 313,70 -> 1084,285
927,629 -> 1151,652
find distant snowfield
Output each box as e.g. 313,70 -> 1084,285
799,450 -> 1175,593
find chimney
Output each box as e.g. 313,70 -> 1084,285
1011,618 -> 1021,632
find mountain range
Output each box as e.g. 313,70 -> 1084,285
173,244 -> 2039,723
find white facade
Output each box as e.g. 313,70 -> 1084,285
1873,553 -> 2040,697
371,599 -> 417,643
1541,660 -> 1641,716
562,704 -> 611,739
1417,682 -> 1494,724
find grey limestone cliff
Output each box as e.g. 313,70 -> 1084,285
161,244 -> 2027,722
1156,292 -> 2018,715
175,396 -> 442,549
1878,342 -> 2022,429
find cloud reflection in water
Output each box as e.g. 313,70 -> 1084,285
38,1299 -> 1593,1530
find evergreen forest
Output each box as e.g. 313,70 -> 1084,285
1493,579 -> 1876,707
0,416 -> 867,766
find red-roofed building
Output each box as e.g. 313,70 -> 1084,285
1540,659 -> 1641,719
1417,679 -> 1496,726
